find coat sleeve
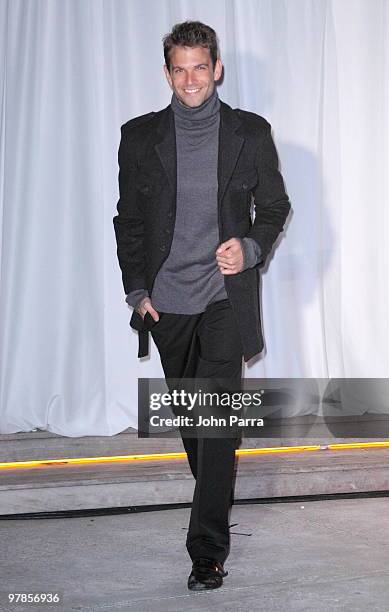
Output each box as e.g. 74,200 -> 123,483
246,122 -> 291,265
113,124 -> 147,294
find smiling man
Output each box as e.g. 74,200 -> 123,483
164,44 -> 222,108
113,21 -> 290,590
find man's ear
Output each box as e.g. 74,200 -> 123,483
163,64 -> 173,89
214,58 -> 223,83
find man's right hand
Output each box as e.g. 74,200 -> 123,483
136,296 -> 160,322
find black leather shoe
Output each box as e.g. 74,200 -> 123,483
187,557 -> 228,591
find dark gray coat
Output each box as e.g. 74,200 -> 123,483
113,100 -> 291,362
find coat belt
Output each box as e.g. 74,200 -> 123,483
137,329 -> 149,358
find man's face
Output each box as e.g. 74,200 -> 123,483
164,45 -> 223,108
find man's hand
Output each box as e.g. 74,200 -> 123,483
216,238 -> 244,275
136,296 -> 160,322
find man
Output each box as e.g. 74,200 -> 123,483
113,21 -> 290,590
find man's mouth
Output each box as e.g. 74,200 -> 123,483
183,88 -> 201,94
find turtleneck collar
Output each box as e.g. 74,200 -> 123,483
171,87 -> 220,128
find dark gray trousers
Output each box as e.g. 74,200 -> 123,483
151,298 -> 243,564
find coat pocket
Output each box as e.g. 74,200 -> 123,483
229,168 -> 258,193
134,171 -> 164,198
228,169 -> 258,220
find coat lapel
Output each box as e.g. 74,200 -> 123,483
218,101 -> 244,204
154,106 -> 177,195
153,100 -> 244,203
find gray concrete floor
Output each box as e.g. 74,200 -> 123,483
1,497 -> 389,611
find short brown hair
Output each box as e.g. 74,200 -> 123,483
163,21 -> 219,71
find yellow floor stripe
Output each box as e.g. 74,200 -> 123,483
328,441 -> 389,450
1,441 -> 389,470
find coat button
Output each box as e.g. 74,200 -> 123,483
160,245 -> 166,252
167,211 -> 173,218
242,183 -> 248,190
164,228 -> 171,235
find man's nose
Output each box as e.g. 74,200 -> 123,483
185,71 -> 196,86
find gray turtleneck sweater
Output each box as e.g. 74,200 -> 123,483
126,89 -> 261,313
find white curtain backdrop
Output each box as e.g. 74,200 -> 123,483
0,0 -> 388,435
